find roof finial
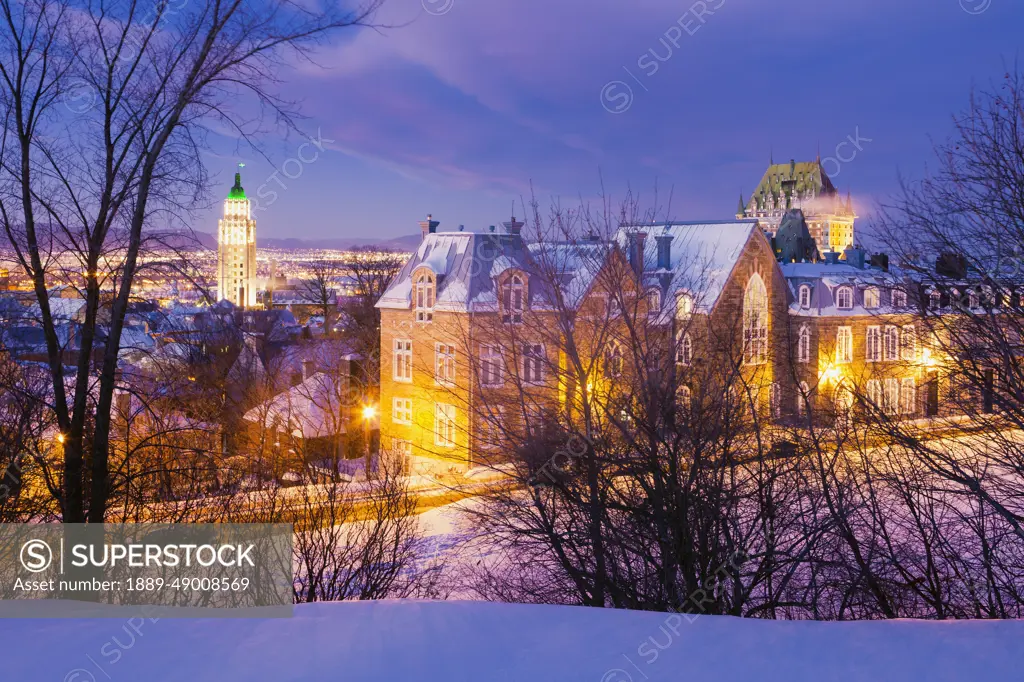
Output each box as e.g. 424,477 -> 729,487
769,146 -> 774,166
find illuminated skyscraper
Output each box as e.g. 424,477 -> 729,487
217,167 -> 257,308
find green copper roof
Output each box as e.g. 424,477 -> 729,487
227,172 -> 246,200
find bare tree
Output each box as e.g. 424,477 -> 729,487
298,259 -> 340,336
0,0 -> 381,521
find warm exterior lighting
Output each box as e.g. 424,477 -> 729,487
56,433 -> 65,444
920,348 -> 938,368
819,363 -> 842,385
362,405 -> 377,421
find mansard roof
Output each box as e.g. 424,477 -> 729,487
751,159 -> 837,202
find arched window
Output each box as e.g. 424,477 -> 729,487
606,341 -> 624,378
743,274 -> 768,365
676,292 -> 693,319
502,274 -> 525,324
647,288 -> 662,313
835,286 -> 853,310
676,332 -> 692,366
798,324 -> 811,363
414,272 -> 435,322
797,381 -> 810,417
798,284 -> 811,309
864,287 -> 880,309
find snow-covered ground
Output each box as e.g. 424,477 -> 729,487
1,600 -> 1021,681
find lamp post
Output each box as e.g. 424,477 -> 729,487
362,404 -> 377,480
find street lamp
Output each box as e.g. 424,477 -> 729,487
362,404 -> 377,480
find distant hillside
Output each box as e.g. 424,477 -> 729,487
191,231 -> 419,252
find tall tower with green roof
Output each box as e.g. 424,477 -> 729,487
217,165 -> 257,308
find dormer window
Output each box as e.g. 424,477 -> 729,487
647,288 -> 662,313
892,288 -> 907,307
675,292 -> 693,320
502,274 -> 524,324
414,272 -> 435,322
864,287 -> 880,309
836,286 -> 853,310
929,289 -> 941,310
798,284 -> 811,309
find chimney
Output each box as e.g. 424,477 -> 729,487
824,250 -> 841,265
843,245 -> 867,269
627,230 -> 648,276
302,359 -> 315,381
502,215 -> 524,237
869,253 -> 889,272
655,232 -> 672,269
419,214 -> 440,242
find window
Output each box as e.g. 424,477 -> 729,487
892,288 -> 907,307
797,381 -> 810,417
606,341 -> 624,377
392,398 -> 412,425
414,273 -> 435,322
981,285 -> 995,308
676,292 -> 693,319
502,274 -> 525,324
434,403 -> 456,448
929,289 -> 941,310
743,274 -> 769,365
836,326 -> 853,363
798,284 -> 811,309
835,381 -> 855,414
522,344 -> 545,384
867,379 -> 883,409
479,408 -> 505,450
798,325 -> 811,363
480,345 -> 504,387
835,286 -> 853,310
866,326 -> 882,362
770,382 -> 781,419
864,287 -> 880,309
968,288 -> 980,309
393,339 -> 412,382
435,343 -> 456,385
391,438 -> 413,459
901,325 -> 917,361
900,377 -> 916,415
884,326 -> 899,361
676,332 -> 693,366
647,288 -> 662,313
885,378 -> 900,415
678,385 -> 692,411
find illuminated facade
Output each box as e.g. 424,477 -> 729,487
217,170 -> 257,309
740,159 -> 857,257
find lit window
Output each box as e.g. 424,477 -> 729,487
835,286 -> 853,310
798,325 -> 811,363
676,292 -> 693,319
901,325 -> 917,361
743,274 -> 769,365
864,287 -> 880,309
393,339 -> 412,382
798,284 -> 811,309
676,332 -> 692,366
891,289 -> 907,307
866,326 -> 881,362
606,341 -> 624,377
415,273 -> 435,322
435,343 -> 456,386
480,345 -> 504,387
502,274 -> 525,324
678,385 -> 692,411
522,344 -> 545,384
392,398 -> 412,425
434,403 -> 456,448
884,326 -> 899,361
836,326 -> 853,363
885,378 -> 900,415
835,381 -> 854,415
867,379 -> 883,409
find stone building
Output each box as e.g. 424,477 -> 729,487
740,158 -> 856,257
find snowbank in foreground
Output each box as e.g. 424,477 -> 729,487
1,600 -> 1020,681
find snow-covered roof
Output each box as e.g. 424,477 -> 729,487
243,371 -> 348,440
617,220 -> 764,316
782,261 -> 906,317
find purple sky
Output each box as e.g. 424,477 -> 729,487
200,0 -> 1022,242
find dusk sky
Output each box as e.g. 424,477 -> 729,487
201,0 -> 1023,242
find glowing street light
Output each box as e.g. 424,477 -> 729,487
56,433 -> 65,444
362,404 -> 377,421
